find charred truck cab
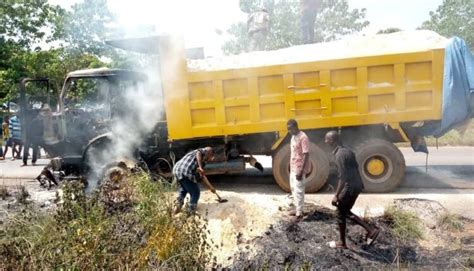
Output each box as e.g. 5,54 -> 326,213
19,68 -> 150,179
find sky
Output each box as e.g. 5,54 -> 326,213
49,0 -> 444,55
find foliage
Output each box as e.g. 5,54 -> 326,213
438,212 -> 464,231
0,173 -> 212,269
377,27 -> 402,34
223,0 -> 369,54
0,185 -> 10,200
420,0 -> 474,51
14,185 -> 30,204
384,206 -> 423,242
0,0 -> 59,47
53,0 -> 117,57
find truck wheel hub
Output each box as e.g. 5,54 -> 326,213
366,157 -> 385,176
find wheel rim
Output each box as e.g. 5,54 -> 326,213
362,154 -> 392,184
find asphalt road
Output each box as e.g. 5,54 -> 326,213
0,146 -> 472,218
0,147 -> 473,189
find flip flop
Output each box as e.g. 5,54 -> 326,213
367,228 -> 380,246
328,241 -> 347,249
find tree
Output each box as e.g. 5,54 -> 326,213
223,0 -> 369,54
0,0 -> 59,47
0,0 -> 61,102
377,28 -> 402,34
420,0 -> 474,51
53,0 -> 116,57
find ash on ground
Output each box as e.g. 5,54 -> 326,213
229,201 -> 473,270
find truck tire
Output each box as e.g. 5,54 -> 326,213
272,141 -> 330,193
354,139 -> 405,193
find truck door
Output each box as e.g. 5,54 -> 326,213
18,78 -> 60,146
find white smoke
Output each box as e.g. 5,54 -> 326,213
86,65 -> 164,191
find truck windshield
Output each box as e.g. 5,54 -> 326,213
64,77 -> 112,122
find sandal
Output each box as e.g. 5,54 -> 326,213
328,241 -> 347,249
367,228 -> 380,246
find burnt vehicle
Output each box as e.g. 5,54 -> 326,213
19,69 -> 154,183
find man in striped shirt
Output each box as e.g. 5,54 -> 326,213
8,114 -> 22,160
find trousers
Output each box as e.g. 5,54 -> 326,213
290,172 -> 306,216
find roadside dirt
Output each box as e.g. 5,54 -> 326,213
1,180 -> 473,269
198,191 -> 473,269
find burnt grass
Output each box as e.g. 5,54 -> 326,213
229,205 -> 473,270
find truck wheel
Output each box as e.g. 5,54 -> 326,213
272,142 -> 330,193
354,139 -> 405,192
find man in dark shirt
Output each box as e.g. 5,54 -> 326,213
22,111 -> 44,166
172,147 -> 216,214
325,131 -> 379,249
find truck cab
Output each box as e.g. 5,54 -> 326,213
19,68 -> 151,176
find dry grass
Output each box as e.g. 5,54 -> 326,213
0,185 -> 9,200
438,212 -> 464,231
14,185 -> 30,204
0,172 -> 212,269
384,206 -> 423,242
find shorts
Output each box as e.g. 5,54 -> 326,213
12,138 -> 22,145
337,187 -> 360,223
6,138 -> 14,146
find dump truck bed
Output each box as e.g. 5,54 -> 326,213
161,31 -> 447,141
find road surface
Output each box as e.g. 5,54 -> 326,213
1,147 -> 473,218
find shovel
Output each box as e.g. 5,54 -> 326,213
201,174 -> 228,203
214,191 -> 228,203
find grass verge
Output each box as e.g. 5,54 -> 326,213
384,206 -> 423,242
0,172 -> 212,269
438,212 -> 464,231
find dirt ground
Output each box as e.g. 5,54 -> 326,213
1,179 -> 473,269
198,191 -> 473,269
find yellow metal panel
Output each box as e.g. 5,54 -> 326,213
431,49 -> 444,117
224,97 -> 250,107
226,106 -> 250,124
189,81 -> 213,101
319,70 -> 332,117
159,36 -> 192,140
189,99 -> 214,109
191,108 -> 215,126
260,103 -> 285,121
260,95 -> 285,104
394,64 -> 406,111
283,74 -> 296,119
332,97 -> 358,115
161,34 -> 445,141
406,83 -> 433,92
406,62 -> 432,84
368,94 -> 395,113
294,100 -> 323,118
357,67 -> 368,114
214,80 -> 225,126
223,78 -> 248,98
293,71 -> 320,89
248,77 -> 260,122
331,68 -> 357,91
406,91 -> 433,110
368,65 -> 394,86
258,75 -> 284,96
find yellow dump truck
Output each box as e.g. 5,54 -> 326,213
107,30 -> 472,192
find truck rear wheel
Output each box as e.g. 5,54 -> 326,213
272,142 -> 329,193
354,139 -> 405,192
